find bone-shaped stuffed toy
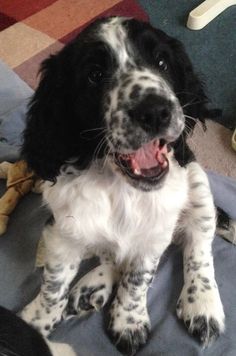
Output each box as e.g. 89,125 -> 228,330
0,160 -> 42,235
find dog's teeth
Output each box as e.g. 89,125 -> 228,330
134,168 -> 141,175
163,160 -> 168,168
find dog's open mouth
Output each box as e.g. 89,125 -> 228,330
115,139 -> 170,182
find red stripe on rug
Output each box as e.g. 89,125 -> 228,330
23,0 -> 122,40
0,0 -> 57,21
61,0 -> 149,44
0,12 -> 16,31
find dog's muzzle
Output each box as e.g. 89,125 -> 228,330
128,94 -> 173,135
106,69 -> 185,189
114,138 -> 170,183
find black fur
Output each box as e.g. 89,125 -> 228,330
22,17 -> 212,181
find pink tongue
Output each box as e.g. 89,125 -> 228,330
130,140 -> 166,170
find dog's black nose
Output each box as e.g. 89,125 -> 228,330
128,94 -> 172,133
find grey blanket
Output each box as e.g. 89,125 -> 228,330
0,60 -> 236,356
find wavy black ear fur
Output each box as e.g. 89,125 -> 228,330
22,33 -> 107,181
167,37 -> 208,133
165,34 -> 221,166
171,36 -> 221,129
22,54 -> 69,181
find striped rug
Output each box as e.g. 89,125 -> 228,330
0,0 -> 148,89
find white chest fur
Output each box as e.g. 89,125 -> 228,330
43,160 -> 189,262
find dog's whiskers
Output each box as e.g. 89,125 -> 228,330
182,99 -> 207,109
184,114 -> 198,123
80,126 -> 107,139
184,114 -> 204,133
92,132 -> 114,166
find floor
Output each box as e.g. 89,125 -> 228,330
189,120 -> 236,178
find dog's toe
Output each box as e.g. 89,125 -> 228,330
64,264 -> 116,318
107,297 -> 150,355
177,280 -> 225,347
109,321 -> 150,356
189,316 -> 220,347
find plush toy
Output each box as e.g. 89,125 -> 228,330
0,160 -> 42,235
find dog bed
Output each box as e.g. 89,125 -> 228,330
0,59 -> 236,356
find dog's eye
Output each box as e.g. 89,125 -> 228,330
88,65 -> 104,85
158,59 -> 167,70
156,56 -> 168,71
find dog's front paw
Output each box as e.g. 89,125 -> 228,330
20,294 -> 66,336
64,264 -> 118,318
176,279 -> 225,347
107,297 -> 150,356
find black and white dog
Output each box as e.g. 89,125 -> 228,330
20,17 -> 235,355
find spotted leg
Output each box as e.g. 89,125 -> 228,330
20,224 -> 81,336
177,162 -> 225,347
107,257 -> 160,356
65,251 -> 120,317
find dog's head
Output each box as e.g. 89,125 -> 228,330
22,17 -> 209,190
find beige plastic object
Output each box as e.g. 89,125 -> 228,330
232,128 -> 236,151
187,0 -> 236,30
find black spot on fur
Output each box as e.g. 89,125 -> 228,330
127,316 -> 135,324
80,286 -> 87,293
201,216 -> 213,222
187,285 -> 197,294
201,225 -> 212,233
189,261 -> 202,271
127,272 -> 144,286
201,277 -> 210,284
78,295 -> 94,311
192,203 -> 205,209
122,78 -> 132,88
176,299 -> 182,309
139,76 -> 150,81
129,84 -> 141,100
121,280 -> 129,290
185,319 -> 191,328
188,296 -> 195,303
190,182 -> 205,189
78,284 -> 106,311
123,302 -> 139,312
46,280 -> 62,294
190,316 -> 220,346
45,215 -> 55,226
95,295 -> 104,307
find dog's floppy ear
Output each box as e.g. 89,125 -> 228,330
168,37 -> 220,135
22,54 -> 68,181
